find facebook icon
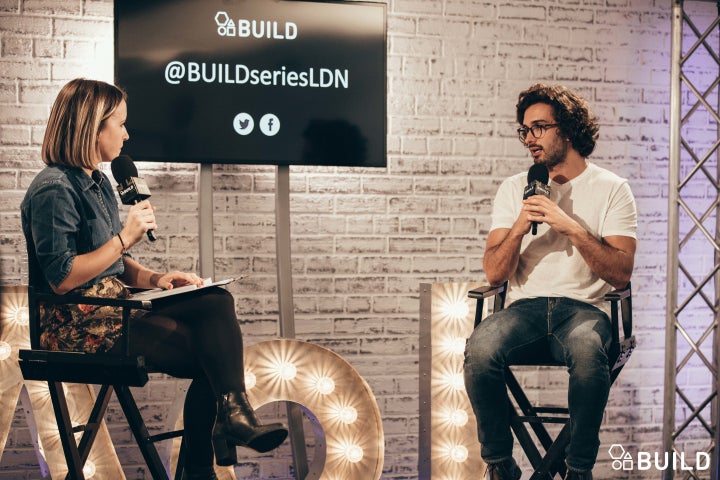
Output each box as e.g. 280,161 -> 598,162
260,113 -> 280,136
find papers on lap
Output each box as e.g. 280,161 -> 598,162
129,277 -> 236,301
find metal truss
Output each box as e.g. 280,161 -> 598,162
666,1 -> 720,479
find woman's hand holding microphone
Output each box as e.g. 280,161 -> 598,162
119,200 -> 157,252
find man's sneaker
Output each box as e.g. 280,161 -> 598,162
564,469 -> 593,480
484,457 -> 522,480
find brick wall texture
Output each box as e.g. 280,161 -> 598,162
0,0 -> 714,479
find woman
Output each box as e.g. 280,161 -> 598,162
20,78 -> 287,479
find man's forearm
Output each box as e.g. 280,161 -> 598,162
568,228 -> 635,289
483,227 -> 525,286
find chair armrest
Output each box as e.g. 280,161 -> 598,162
34,291 -> 153,310
603,283 -> 632,339
468,284 -> 506,299
468,283 -> 508,328
603,285 -> 631,302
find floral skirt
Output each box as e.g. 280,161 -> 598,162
39,276 -> 145,353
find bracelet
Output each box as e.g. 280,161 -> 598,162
117,233 -> 128,255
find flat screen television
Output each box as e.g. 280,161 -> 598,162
114,0 -> 386,167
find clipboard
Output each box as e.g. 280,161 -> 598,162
128,277 -> 239,301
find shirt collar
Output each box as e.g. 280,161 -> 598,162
91,169 -> 104,186
64,166 -> 104,192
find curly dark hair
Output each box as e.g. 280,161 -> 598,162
516,83 -> 599,157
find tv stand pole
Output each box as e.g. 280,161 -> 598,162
276,164 -> 310,479
198,163 -> 309,478
199,164 -> 215,280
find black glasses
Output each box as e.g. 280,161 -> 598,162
517,124 -> 559,143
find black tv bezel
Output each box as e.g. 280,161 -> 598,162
113,0 -> 387,167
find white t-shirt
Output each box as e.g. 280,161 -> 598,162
489,162 -> 637,314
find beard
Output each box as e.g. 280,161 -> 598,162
536,137 -> 568,169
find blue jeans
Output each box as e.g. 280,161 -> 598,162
463,297 -> 612,472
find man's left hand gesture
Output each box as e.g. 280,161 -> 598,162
522,195 -> 582,237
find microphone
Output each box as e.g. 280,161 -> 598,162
111,155 -> 156,242
523,163 -> 551,235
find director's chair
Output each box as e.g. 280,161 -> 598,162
18,285 -> 187,480
468,283 -> 635,480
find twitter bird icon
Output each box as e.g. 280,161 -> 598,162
233,112 -> 254,135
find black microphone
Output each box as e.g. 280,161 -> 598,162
523,163 -> 551,236
111,155 -> 156,242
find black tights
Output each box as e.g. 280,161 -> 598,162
111,287 -> 246,468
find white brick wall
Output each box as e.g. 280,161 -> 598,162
0,0 -> 712,479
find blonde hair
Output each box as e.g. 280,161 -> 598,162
41,78 -> 127,169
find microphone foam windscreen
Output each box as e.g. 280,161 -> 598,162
111,155 -> 138,183
527,163 -> 549,184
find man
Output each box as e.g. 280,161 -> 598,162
463,84 -> 637,480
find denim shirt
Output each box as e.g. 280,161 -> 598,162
21,164 -> 126,292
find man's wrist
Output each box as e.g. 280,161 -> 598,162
566,223 -> 592,244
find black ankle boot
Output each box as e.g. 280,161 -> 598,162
180,465 -> 218,480
213,391 -> 288,454
564,469 -> 593,480
212,437 -> 237,467
485,458 -> 521,480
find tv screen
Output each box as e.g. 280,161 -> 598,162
114,0 -> 386,167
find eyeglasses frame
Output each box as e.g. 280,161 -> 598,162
517,123 -> 560,143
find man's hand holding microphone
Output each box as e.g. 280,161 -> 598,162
521,163 -> 584,238
522,163 -> 550,236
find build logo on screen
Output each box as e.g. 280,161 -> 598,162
215,11 -> 297,40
